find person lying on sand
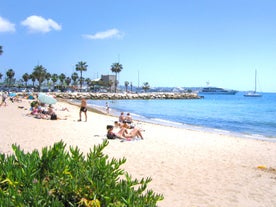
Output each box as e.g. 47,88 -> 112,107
106,125 -> 143,140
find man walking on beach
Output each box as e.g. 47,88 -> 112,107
78,98 -> 87,122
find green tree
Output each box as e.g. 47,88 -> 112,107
124,81 -> 129,92
51,74 -> 59,88
33,65 -> 47,91
22,73 -> 29,87
85,78 -> 91,90
59,73 -> 66,89
45,72 -> 51,86
142,82 -> 150,92
71,72 -> 79,85
0,73 -> 3,81
110,62 -> 123,93
30,73 -> 36,87
6,69 -> 15,87
75,61 -> 88,91
130,82 -> 133,92
65,77 -> 71,87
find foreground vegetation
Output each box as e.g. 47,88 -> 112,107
0,140 -> 163,206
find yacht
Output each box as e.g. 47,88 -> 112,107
199,87 -> 238,95
244,70 -> 262,97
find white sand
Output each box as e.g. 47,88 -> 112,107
1,98 -> 276,207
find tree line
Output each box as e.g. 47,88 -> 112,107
0,45 -> 150,92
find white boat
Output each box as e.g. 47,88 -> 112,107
244,70 -> 262,97
199,87 -> 238,95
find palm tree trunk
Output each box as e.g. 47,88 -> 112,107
80,71 -> 83,91
115,73 -> 117,93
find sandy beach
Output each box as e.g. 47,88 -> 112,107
1,97 -> 276,207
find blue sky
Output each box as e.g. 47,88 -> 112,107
1,0 -> 276,92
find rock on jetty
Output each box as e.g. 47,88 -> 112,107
52,92 -> 201,100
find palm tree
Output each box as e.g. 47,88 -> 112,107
124,81 -> 129,92
33,65 -> 47,91
110,62 -> 123,93
0,45 -> 3,56
30,73 -> 36,87
142,82 -> 150,92
59,73 -> 66,90
45,72 -> 51,86
71,72 -> 79,86
22,73 -> 29,87
130,82 -> 133,92
85,78 -> 91,91
51,74 -> 59,88
75,61 -> 88,91
6,69 -> 15,87
0,73 -> 3,81
65,77 -> 71,87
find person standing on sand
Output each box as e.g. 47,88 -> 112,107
0,91 -> 8,107
78,98 -> 87,122
105,102 -> 110,114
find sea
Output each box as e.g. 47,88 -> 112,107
85,92 -> 276,141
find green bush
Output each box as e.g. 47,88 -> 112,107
0,140 -> 163,207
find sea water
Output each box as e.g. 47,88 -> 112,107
86,92 -> 276,141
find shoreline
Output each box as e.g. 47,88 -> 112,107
71,98 -> 276,143
1,98 -> 276,207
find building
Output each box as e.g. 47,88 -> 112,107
101,75 -> 116,92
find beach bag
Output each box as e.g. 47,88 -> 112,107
50,114 -> 57,120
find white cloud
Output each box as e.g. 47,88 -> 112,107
0,16 -> 16,33
82,28 -> 124,40
21,15 -> 61,33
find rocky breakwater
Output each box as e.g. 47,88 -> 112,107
54,92 -> 201,100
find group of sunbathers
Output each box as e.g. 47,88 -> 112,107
28,101 -> 68,120
28,101 -> 56,120
106,112 -> 144,140
119,112 -> 132,124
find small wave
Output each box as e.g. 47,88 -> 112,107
150,118 -> 183,126
213,128 -> 231,134
129,112 -> 144,118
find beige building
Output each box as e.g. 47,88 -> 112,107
101,75 -> 116,92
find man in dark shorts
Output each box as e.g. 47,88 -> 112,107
78,98 -> 87,121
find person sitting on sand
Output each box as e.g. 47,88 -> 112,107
114,121 -> 123,129
48,104 -> 57,114
114,120 -> 133,130
119,112 -> 125,122
30,103 -> 40,115
78,98 -> 87,122
125,113 -> 133,124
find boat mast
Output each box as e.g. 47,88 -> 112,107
254,69 -> 257,93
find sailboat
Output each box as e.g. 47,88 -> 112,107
244,70 -> 262,97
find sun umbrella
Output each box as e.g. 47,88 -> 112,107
9,92 -> 17,97
38,93 -> 57,105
